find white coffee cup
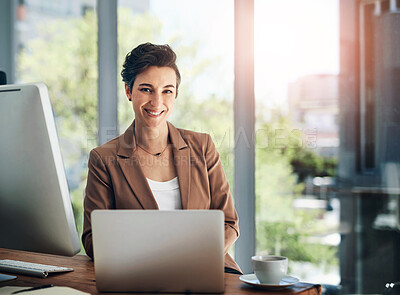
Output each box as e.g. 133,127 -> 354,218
251,255 -> 288,284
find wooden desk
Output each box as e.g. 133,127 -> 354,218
0,248 -> 321,295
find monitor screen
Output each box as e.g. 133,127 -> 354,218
0,83 -> 80,256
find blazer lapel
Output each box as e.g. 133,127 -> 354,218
116,122 -> 158,209
168,122 -> 191,209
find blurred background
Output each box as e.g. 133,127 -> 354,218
1,0 -> 399,294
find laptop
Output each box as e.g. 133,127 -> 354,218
91,210 -> 225,293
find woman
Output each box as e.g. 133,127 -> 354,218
82,42 -> 241,274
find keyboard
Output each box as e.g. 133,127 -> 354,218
0,259 -> 74,278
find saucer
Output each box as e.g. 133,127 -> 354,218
239,274 -> 299,289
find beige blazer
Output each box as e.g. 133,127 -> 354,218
82,121 -> 241,273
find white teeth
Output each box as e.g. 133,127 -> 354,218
145,109 -> 163,116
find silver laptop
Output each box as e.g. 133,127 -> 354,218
91,210 -> 225,293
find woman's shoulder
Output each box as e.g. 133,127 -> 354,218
176,127 -> 210,142
173,127 -> 215,153
176,127 -> 209,138
167,121 -> 214,149
89,133 -> 124,159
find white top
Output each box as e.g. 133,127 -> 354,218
146,177 -> 182,210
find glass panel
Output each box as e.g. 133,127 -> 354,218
340,1 -> 400,293
15,0 -> 98,251
254,0 -> 340,289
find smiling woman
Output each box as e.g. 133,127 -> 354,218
126,66 -> 176,132
125,65 -> 178,183
81,42 -> 242,274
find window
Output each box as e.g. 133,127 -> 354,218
340,0 -> 400,293
254,0 -> 340,286
16,0 -> 98,245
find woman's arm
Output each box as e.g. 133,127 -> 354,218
81,149 -> 115,259
205,134 -> 239,255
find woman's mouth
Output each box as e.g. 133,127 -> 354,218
144,109 -> 164,117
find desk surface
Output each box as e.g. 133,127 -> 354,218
0,248 -> 321,295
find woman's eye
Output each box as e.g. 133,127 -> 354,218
140,88 -> 151,93
164,89 -> 173,94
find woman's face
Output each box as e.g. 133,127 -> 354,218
126,66 -> 177,129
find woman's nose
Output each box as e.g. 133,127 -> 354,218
150,92 -> 162,107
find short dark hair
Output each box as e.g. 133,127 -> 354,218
121,42 -> 181,93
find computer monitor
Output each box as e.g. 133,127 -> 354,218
0,82 -> 80,256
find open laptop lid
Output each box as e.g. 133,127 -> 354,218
91,210 -> 224,293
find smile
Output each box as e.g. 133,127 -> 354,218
144,109 -> 164,117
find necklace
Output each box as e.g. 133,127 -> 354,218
137,143 -> 168,157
